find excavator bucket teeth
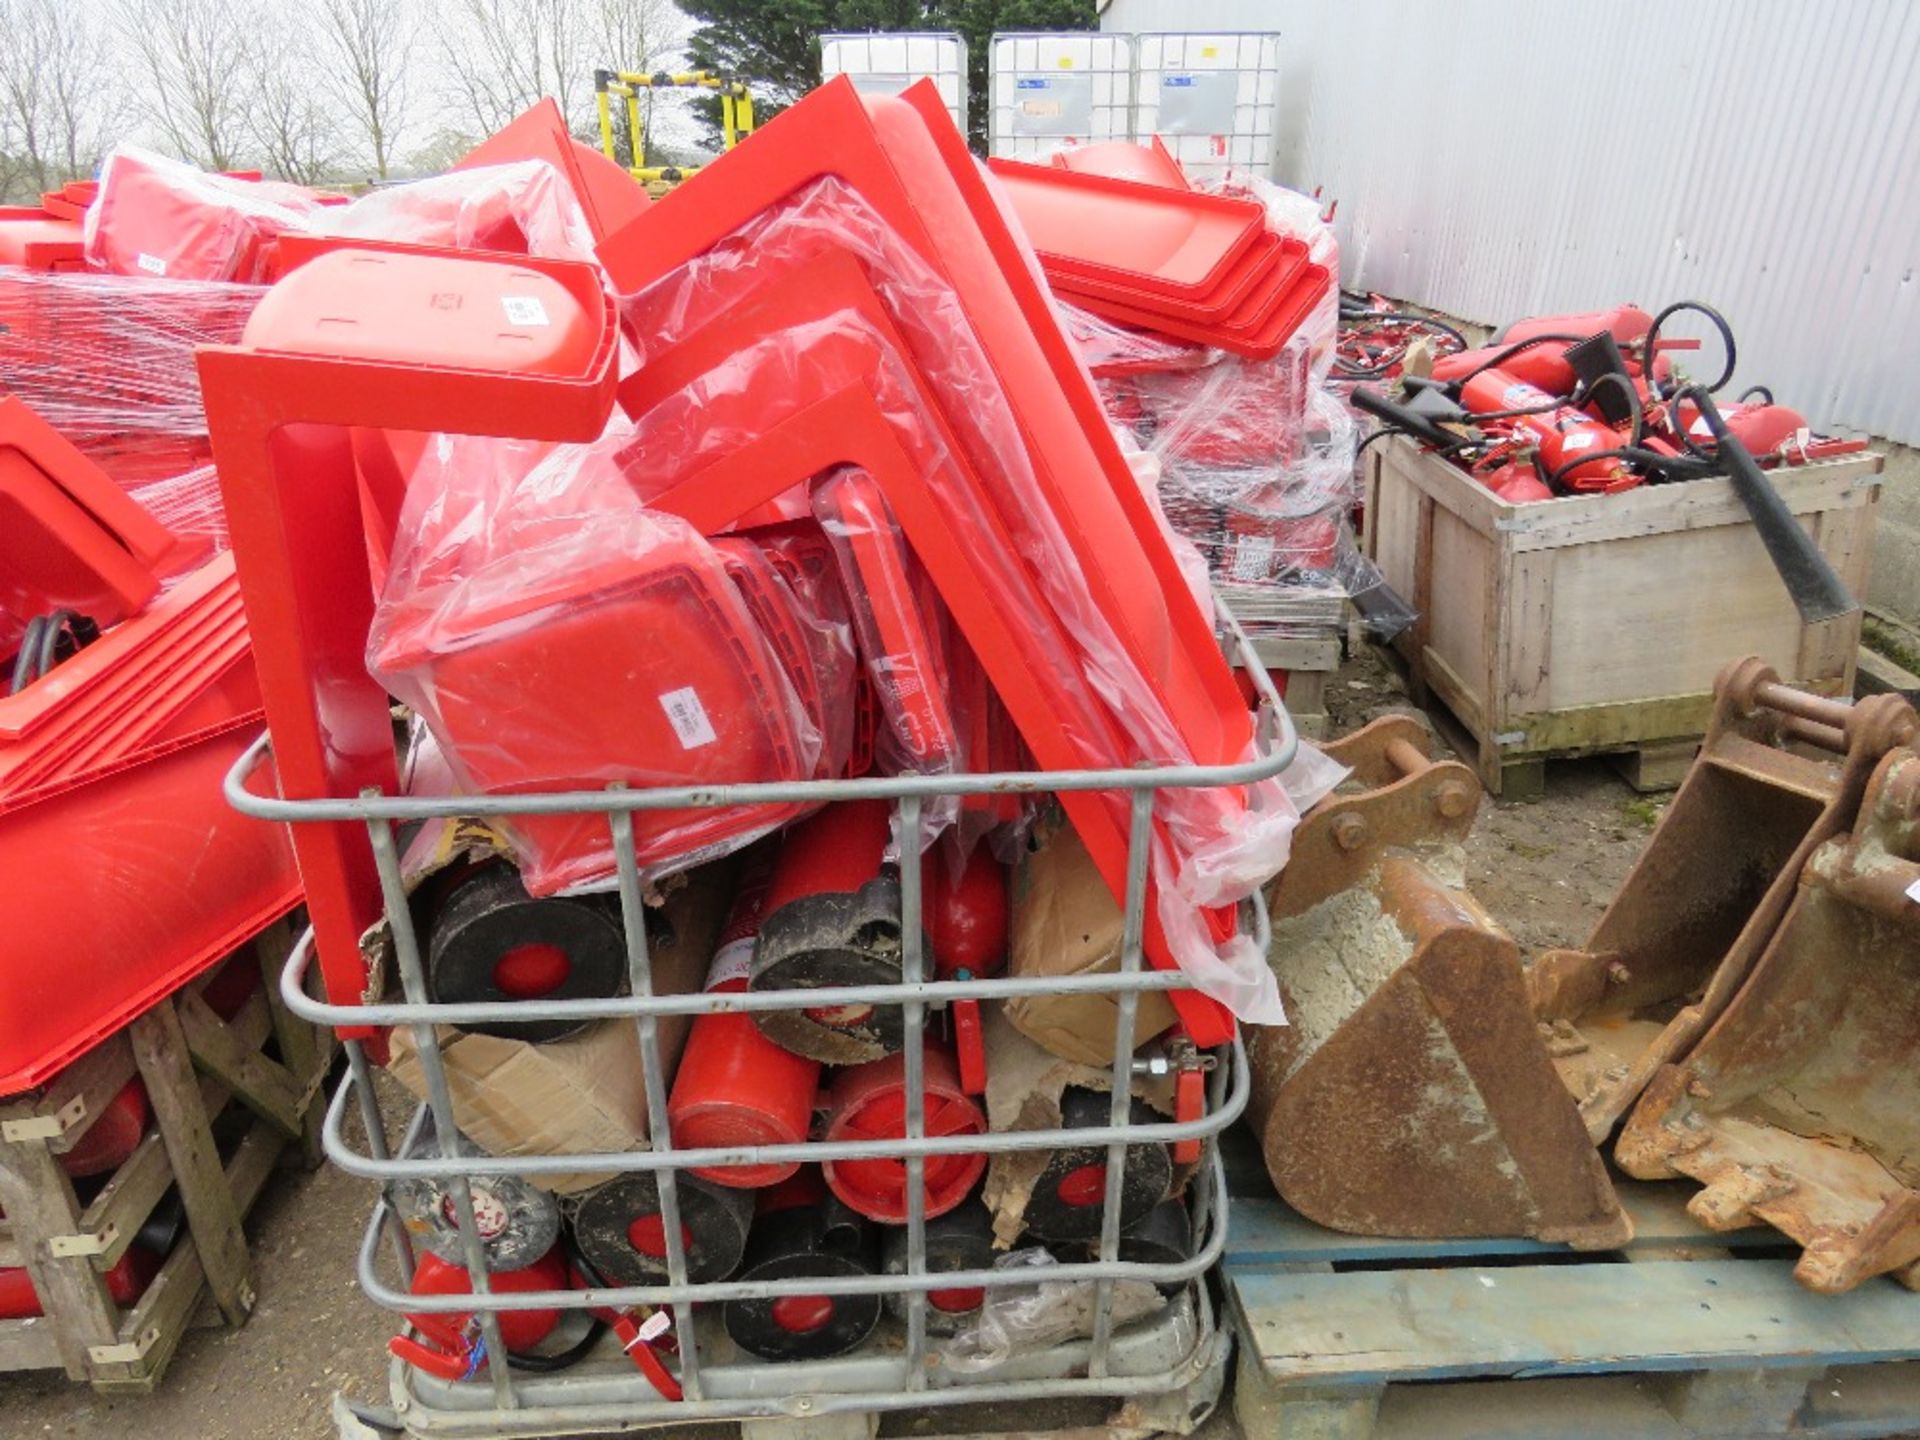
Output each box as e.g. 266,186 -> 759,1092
1248,715 -> 1629,1248
1528,657 -> 1916,1141
1617,747 -> 1920,1294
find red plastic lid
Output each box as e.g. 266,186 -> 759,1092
823,1046 -> 986,1223
242,248 -> 601,377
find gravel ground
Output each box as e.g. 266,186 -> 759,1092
0,644 -> 1670,1440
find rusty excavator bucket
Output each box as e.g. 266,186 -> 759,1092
1617,747 -> 1920,1294
1528,658 -> 1916,1142
1248,715 -> 1630,1248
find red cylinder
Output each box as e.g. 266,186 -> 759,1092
823,1043 -> 987,1223
1500,305 -> 1654,348
405,1246 -> 567,1354
761,800 -> 892,916
1676,398 -> 1807,457
1476,461 -> 1556,505
1432,341 -> 1577,395
926,845 -> 1009,981
0,1247 -> 158,1319
59,1078 -> 150,1179
668,863 -> 820,1188
1461,369 -> 1635,491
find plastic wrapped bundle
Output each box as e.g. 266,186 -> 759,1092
367,424 -> 826,895
612,175 -> 1300,1023
316,161 -> 600,266
84,147 -> 339,283
0,265 -> 263,528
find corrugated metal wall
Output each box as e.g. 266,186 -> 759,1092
1102,0 -> 1920,444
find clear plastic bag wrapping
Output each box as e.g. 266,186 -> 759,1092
315,161 -> 601,266
940,1249 -> 1168,1373
366,420 -> 825,896
0,265 -> 264,539
612,176 -> 1297,1023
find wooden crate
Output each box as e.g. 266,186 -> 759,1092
1225,1180 -> 1920,1440
0,920 -> 329,1392
1362,438 -> 1882,797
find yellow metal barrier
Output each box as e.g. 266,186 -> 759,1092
594,68 -> 756,187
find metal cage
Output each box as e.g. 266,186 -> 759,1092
1131,32 -> 1282,179
820,32 -> 970,136
235,607 -> 1296,1437
987,32 -> 1136,161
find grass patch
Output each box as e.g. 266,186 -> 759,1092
1506,840 -> 1556,859
1619,796 -> 1664,828
1863,615 -> 1920,678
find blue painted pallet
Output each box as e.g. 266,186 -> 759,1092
1224,1183 -> 1920,1439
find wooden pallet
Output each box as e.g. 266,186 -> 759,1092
1402,656 -> 1703,799
0,919 -> 331,1392
1224,1180 -> 1920,1439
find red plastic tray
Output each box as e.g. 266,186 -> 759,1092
1050,137 -> 1189,190
0,722 -> 301,1095
984,157 -> 1266,296
1075,262 -> 1332,361
1047,234 -> 1303,325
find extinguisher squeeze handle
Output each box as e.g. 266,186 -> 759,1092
952,992 -> 987,1096
1351,386 -> 1466,450
390,1324 -> 482,1382
611,1312 -> 684,1400
1172,1067 -> 1204,1166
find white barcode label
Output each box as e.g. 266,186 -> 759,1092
1230,534 -> 1275,581
659,686 -> 717,749
501,294 -> 550,327
135,252 -> 168,275
705,935 -> 755,990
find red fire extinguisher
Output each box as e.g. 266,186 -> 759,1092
666,854 -> 821,1188
879,1197 -> 996,1335
722,1170 -> 881,1362
389,1246 -> 568,1380
1459,369 -> 1637,493
750,800 -> 911,1063
821,1040 -> 988,1224
925,841 -> 1009,1096
1019,1087 -> 1174,1242
567,1169 -> 755,1286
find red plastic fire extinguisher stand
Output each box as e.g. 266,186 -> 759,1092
197,237 -> 621,1026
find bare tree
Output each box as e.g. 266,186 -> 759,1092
119,0 -> 259,171
318,0 -> 417,179
591,0 -> 685,72
0,0 -> 119,196
250,26 -> 341,183
440,0 -> 656,141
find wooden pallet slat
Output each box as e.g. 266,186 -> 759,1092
2,927 -> 326,1392
1226,1183 -> 1771,1267
1227,1176 -> 1920,1440
1234,1259 -> 1920,1387
0,1092 -> 125,1379
128,1001 -> 255,1328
